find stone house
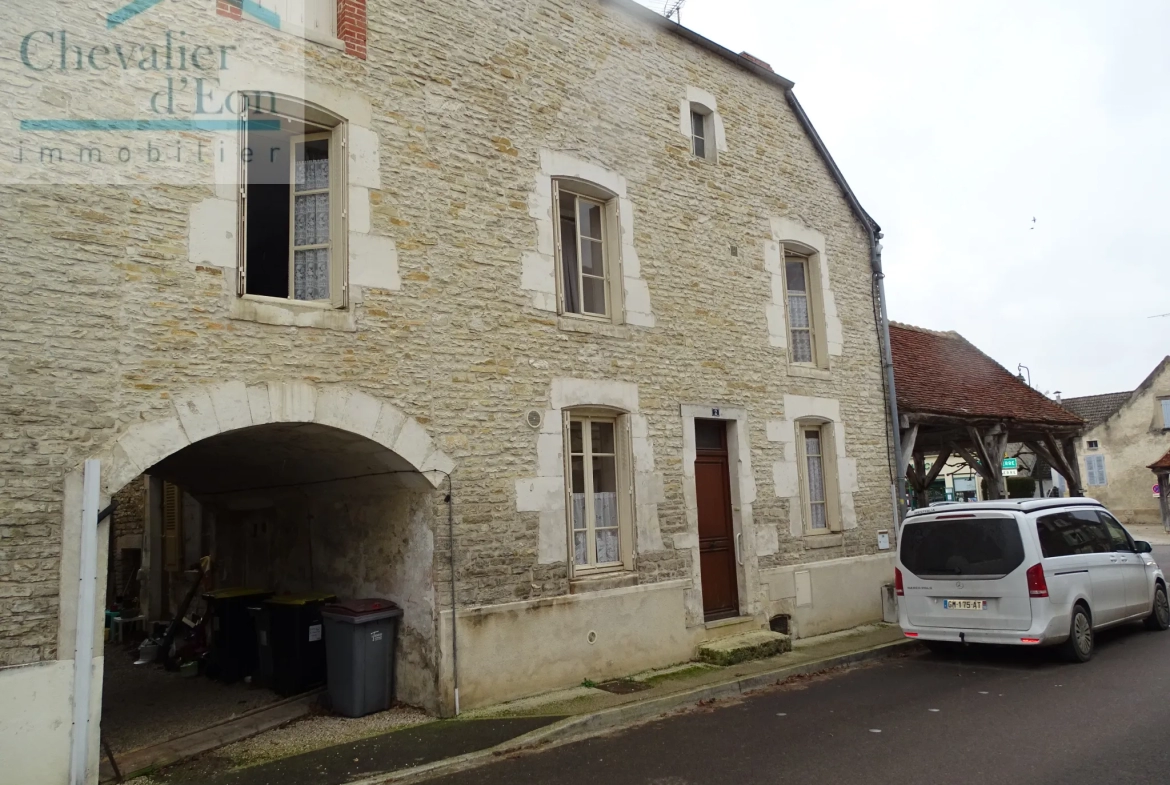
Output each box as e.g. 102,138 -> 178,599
1062,357 -> 1170,524
0,1 -> 899,781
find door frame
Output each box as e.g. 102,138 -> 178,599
680,404 -> 758,626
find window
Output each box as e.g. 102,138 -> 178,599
239,96 -> 347,307
1160,398 -> 1170,429
565,412 -> 633,573
785,254 -> 815,364
1036,510 -> 1110,557
1098,512 -> 1135,552
901,517 -> 1025,578
1086,440 -> 1099,450
797,422 -> 839,533
691,108 -> 710,160
1085,454 -> 1107,486
252,0 -> 337,38
553,181 -> 620,321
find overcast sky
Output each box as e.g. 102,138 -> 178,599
633,0 -> 1169,397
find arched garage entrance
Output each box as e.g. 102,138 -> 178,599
67,381 -> 454,774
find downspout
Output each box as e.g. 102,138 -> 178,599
784,90 -> 906,525
445,473 -> 459,716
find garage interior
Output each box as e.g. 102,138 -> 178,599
99,422 -> 441,763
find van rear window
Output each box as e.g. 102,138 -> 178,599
901,517 -> 1025,578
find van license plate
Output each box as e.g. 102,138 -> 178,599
943,599 -> 987,610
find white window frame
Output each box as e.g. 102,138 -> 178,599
1086,439 -> 1099,451
238,95 -> 349,309
1085,454 -> 1107,486
1160,398 -> 1170,429
563,408 -> 635,576
243,0 -> 345,50
778,243 -> 830,370
690,105 -> 714,161
552,179 -> 624,324
796,419 -> 841,535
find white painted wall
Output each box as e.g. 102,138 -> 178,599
0,661 -> 77,785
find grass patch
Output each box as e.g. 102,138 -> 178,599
639,664 -> 715,687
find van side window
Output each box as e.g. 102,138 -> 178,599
1098,512 -> 1135,552
1035,510 -> 1110,557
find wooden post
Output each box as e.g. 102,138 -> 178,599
913,451 -> 929,509
1060,437 -> 1084,497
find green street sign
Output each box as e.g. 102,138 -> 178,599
1002,458 -> 1018,469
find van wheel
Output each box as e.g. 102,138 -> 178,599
1062,605 -> 1093,663
1144,584 -> 1170,631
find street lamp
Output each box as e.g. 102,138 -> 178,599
1017,364 -> 1031,387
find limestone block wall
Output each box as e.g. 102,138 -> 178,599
0,0 -> 894,671
1076,366 -> 1170,525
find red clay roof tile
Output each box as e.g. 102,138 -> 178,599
890,323 -> 1083,427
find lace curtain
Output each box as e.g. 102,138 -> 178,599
571,492 -> 619,565
293,155 -> 330,301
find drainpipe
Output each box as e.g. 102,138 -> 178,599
872,241 -> 908,524
444,473 -> 459,716
784,90 -> 906,525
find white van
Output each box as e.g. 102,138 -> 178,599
896,498 -> 1168,661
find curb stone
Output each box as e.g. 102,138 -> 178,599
348,639 -> 914,785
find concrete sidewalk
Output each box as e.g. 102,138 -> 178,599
129,623 -> 909,785
1127,523 -> 1170,547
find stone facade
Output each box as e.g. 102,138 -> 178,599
0,1 -> 898,774
1070,359 -> 1170,525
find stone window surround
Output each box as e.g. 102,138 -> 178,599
678,404 -> 760,626
678,87 -> 727,162
187,64 -> 398,331
521,150 -> 655,329
765,217 -> 844,377
794,418 -> 843,536
768,395 -> 860,542
516,378 -> 666,580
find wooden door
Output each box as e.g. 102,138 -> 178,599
695,420 -> 739,620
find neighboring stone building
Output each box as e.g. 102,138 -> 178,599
0,1 -> 898,780
1062,357 -> 1170,525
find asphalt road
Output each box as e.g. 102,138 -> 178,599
428,546 -> 1170,785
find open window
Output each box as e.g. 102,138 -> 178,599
796,420 -> 841,534
564,409 -> 634,574
552,180 -> 623,323
238,95 -> 348,308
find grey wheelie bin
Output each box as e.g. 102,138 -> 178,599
321,598 -> 403,717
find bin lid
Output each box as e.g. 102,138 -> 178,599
265,592 -> 338,606
322,598 -> 401,617
203,587 -> 272,600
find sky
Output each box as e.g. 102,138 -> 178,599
633,0 -> 1169,397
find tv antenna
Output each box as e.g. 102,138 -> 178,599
1151,312 -> 1170,319
665,0 -> 687,23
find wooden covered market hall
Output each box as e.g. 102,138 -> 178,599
888,323 -> 1086,507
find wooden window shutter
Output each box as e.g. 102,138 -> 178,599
551,179 -> 565,315
237,94 -> 250,296
163,481 -> 183,572
329,123 -> 348,309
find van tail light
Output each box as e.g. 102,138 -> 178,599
904,632 -> 919,638
895,567 -> 904,596
1026,564 -> 1049,598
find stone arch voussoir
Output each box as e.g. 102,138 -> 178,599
98,380 -> 454,497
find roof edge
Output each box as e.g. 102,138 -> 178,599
602,0 -> 795,90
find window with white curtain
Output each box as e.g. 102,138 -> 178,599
785,254 -> 815,364
566,412 -> 632,572
239,97 -> 347,307
798,421 -> 840,534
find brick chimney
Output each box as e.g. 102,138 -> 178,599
739,51 -> 773,72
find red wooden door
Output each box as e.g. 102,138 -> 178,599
695,420 -> 739,620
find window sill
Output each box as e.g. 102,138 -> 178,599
230,295 -> 356,332
558,316 -> 630,339
569,571 -> 638,594
234,12 -> 347,52
788,364 -> 833,381
803,532 -> 843,549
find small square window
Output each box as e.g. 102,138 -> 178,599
1086,440 -> 1099,450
